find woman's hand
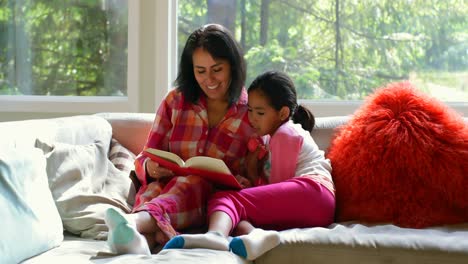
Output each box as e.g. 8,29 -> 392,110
146,159 -> 174,181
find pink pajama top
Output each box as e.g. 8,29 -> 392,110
133,88 -> 254,204
264,121 -> 335,195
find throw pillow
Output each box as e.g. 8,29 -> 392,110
0,146 -> 63,263
108,138 -> 137,206
327,81 -> 468,228
109,138 -> 136,173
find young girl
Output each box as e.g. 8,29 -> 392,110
163,71 -> 335,260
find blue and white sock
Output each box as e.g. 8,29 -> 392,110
229,229 -> 280,260
163,231 -> 229,251
105,207 -> 151,255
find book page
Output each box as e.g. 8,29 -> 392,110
185,156 -> 232,175
144,148 -> 185,167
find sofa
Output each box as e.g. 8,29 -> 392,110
1,111 -> 467,264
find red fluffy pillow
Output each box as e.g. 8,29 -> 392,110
327,81 -> 468,228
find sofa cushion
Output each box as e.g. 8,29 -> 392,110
35,139 -> 134,240
256,223 -> 468,264
0,146 -> 63,263
327,81 -> 468,228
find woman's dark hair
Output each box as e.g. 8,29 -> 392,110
248,71 -> 315,132
175,24 -> 246,105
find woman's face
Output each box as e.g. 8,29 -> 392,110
192,48 -> 232,101
248,89 -> 285,136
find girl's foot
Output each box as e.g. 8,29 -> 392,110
163,231 -> 229,251
229,228 -> 280,260
105,207 -> 151,255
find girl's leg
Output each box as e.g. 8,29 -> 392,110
163,215 -> 279,257
163,211 -> 232,251
165,177 -> 334,259
229,228 -> 281,260
232,220 -> 255,236
163,184 -> 282,257
227,177 -> 335,230
220,177 -> 334,260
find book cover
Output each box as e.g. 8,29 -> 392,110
144,148 -> 242,189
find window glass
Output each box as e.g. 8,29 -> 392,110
178,0 -> 467,102
0,0 -> 128,96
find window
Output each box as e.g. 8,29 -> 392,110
0,0 -> 138,113
1,1 -> 466,116
178,0 -> 467,116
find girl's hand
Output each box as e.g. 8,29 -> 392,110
245,146 -> 262,183
146,159 -> 174,181
244,137 -> 268,184
235,175 -> 252,188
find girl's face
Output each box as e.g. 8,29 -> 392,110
192,48 -> 231,102
248,89 -> 287,136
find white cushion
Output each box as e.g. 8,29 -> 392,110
0,146 -> 63,263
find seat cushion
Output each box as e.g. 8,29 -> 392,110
256,223 -> 468,264
23,233 -> 251,264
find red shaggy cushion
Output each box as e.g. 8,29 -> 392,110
327,81 -> 468,228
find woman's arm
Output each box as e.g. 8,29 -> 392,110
134,93 -> 175,186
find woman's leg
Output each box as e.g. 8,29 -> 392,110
106,175 -> 212,254
105,208 -> 152,255
134,175 -> 213,244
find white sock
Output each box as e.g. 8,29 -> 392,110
105,207 -> 151,255
229,229 -> 280,260
163,231 -> 229,251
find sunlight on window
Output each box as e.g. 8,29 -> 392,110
178,0 -> 467,103
0,0 -> 128,97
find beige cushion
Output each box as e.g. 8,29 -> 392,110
35,138 -> 134,240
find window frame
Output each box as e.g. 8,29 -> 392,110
0,1 -> 140,113
154,0 -> 178,107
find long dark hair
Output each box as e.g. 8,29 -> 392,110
175,24 -> 246,105
248,71 -> 315,132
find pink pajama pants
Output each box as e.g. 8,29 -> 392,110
207,176 -> 335,232
133,175 -> 213,244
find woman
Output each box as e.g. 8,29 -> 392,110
104,24 -> 255,255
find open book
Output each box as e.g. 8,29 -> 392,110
144,148 -> 242,189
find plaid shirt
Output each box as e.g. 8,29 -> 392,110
134,88 -> 254,189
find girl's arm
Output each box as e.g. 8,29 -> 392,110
244,137 -> 268,186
